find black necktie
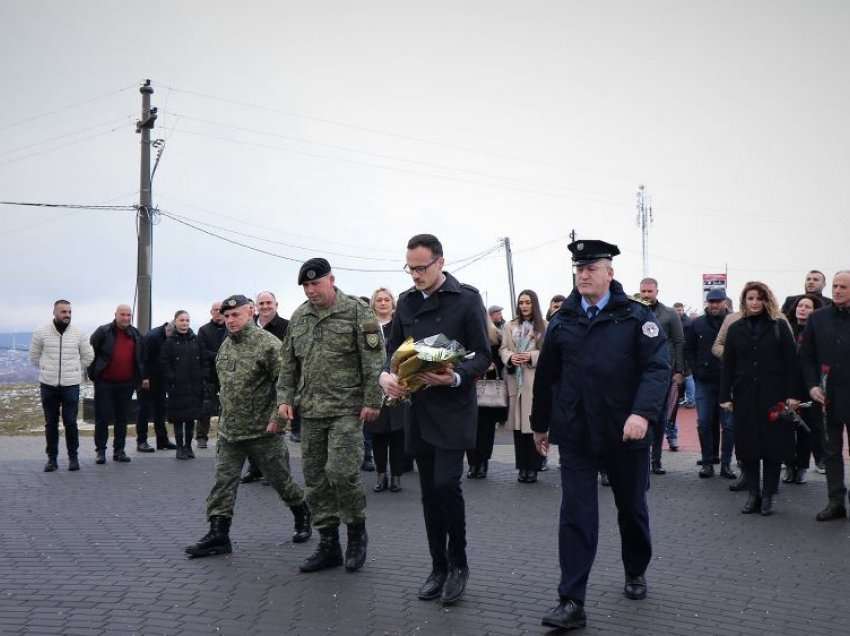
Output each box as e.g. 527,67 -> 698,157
587,305 -> 599,320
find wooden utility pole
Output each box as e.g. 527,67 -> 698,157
135,80 -> 157,335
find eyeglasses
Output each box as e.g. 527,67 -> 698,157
403,256 -> 440,275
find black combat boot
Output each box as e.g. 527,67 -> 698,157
185,516 -> 232,558
44,457 -> 58,472
344,522 -> 368,572
290,502 -> 312,543
300,528 -> 343,572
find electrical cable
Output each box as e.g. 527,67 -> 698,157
0,84 -> 137,132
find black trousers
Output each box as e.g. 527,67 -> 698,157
94,381 -> 134,453
742,459 -> 782,496
416,445 -> 467,570
373,429 -> 405,475
173,420 -> 195,446
136,381 -> 169,446
824,415 -> 850,504
513,430 -> 542,471
466,408 -> 500,467
790,406 -> 824,469
557,444 -> 651,603
39,383 -> 80,459
650,376 -> 673,465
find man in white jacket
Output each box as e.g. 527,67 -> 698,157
30,300 -> 94,472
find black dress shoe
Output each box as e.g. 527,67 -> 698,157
741,494 -> 762,514
68,457 -> 80,471
526,471 -> 538,483
760,495 -> 775,516
517,470 -> 528,483
113,452 -> 131,463
729,474 -> 747,492
699,464 -> 714,478
467,464 -> 478,479
478,460 -> 488,479
599,471 -> 611,487
137,442 -> 155,453
541,598 -> 586,630
782,467 -> 797,484
44,458 -> 58,472
417,569 -> 447,600
624,574 -> 647,600
794,469 -> 808,484
157,440 -> 177,450
361,458 -> 376,472
95,451 -> 106,465
441,566 -> 469,605
651,463 -> 666,475
389,476 -> 402,492
816,502 -> 848,521
720,463 -> 738,479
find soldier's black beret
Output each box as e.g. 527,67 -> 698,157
220,294 -> 251,312
298,258 -> 332,285
567,239 -> 620,266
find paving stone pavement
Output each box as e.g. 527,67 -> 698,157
1,430 -> 849,636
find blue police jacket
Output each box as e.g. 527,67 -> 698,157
531,280 -> 670,455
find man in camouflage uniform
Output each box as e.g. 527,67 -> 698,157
277,258 -> 385,573
185,294 -> 312,559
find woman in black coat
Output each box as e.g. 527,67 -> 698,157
720,282 -> 800,516
366,288 -> 406,492
783,294 -> 826,483
160,310 -> 206,460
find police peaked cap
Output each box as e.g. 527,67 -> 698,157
220,294 -> 251,311
567,240 -> 620,266
298,258 -> 332,285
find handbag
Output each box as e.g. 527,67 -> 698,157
476,378 -> 508,408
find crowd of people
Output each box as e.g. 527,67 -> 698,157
27,234 -> 850,628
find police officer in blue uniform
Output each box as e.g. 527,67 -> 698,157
531,240 -> 670,631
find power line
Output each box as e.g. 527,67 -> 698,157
1,115 -> 134,156
0,124 -> 129,167
0,201 -> 136,211
0,84 -> 137,132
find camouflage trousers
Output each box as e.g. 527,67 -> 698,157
301,415 -> 366,529
206,434 -> 304,519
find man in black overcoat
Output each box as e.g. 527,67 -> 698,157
531,240 -> 670,631
136,321 -> 177,451
196,302 -> 227,449
799,271 -> 850,521
380,234 -> 491,606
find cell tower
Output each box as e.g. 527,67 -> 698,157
635,184 -> 653,278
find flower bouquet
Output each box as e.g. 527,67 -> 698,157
385,334 -> 474,405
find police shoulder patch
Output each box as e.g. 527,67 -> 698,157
642,321 -> 660,338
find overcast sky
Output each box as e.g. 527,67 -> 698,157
2,1 -> 848,333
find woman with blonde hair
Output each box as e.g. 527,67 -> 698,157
500,289 -> 548,483
366,287 -> 406,492
719,282 -> 800,516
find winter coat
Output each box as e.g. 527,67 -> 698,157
140,323 -> 169,381
799,304 -> 850,422
711,312 -> 743,359
500,319 -> 546,434
781,292 -> 831,319
30,322 -> 94,387
159,329 -> 206,422
685,310 -> 728,384
87,321 -> 142,383
258,313 -> 289,342
719,314 -> 799,463
384,272 -> 492,451
365,320 -> 405,435
650,301 -> 685,374
531,280 -> 670,455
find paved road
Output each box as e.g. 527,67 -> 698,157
0,430 -> 848,635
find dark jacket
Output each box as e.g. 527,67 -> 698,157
366,320 -> 405,435
159,329 -> 206,422
531,280 -> 670,456
719,314 -> 799,463
140,323 -> 169,381
650,301 -> 685,374
197,320 -> 227,380
684,310 -> 728,384
87,321 -> 143,383
799,304 -> 850,422
258,313 -> 289,342
384,272 -> 492,451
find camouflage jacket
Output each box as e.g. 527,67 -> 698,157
216,322 -> 285,441
277,288 -> 385,418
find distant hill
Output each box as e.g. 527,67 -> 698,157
0,332 -> 32,351
0,349 -> 38,384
